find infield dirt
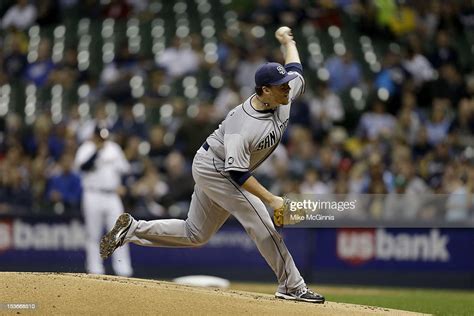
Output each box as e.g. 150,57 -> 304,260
0,272 -> 428,315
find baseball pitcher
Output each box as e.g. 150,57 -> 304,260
101,26 -> 324,303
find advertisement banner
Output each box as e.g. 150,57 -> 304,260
313,228 -> 474,271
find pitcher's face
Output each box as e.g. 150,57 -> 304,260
269,83 -> 291,105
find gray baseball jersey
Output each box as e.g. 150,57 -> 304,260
122,64 -> 307,294
206,69 -> 305,173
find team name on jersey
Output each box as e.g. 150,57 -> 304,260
256,130 -> 277,151
279,118 -> 289,130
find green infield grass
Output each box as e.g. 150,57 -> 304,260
230,282 -> 474,316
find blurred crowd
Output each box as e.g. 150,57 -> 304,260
0,0 -> 473,223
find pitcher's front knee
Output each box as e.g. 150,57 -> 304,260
189,231 -> 212,246
186,222 -> 212,246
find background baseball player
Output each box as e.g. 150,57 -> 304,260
101,26 -> 324,303
75,126 -> 133,277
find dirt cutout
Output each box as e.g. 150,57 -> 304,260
0,273 -> 427,315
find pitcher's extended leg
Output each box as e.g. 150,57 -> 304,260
124,185 -> 229,247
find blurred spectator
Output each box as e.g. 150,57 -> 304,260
102,0 -> 131,20
316,145 -> 338,185
246,0 -> 278,27
448,98 -> 474,149
299,169 -> 331,194
123,135 -> 146,187
425,98 -> 452,146
235,46 -> 267,96
148,125 -> 172,171
175,103 -> 217,160
428,63 -> 467,108
127,0 -> 152,18
459,0 -> 474,30
385,2 -> 417,37
51,48 -> 84,89
424,141 -> 451,189
278,0 -> 307,27
357,99 -> 396,141
437,1 -> 464,33
2,31 -> 27,79
444,168 -> 470,222
394,91 -> 421,145
308,81 -> 344,136
333,172 -> 350,195
100,45 -> 141,103
23,39 -> 56,87
36,0 -> 60,27
160,151 -> 194,217
402,39 -> 435,87
429,30 -> 459,69
289,99 -> 311,128
0,114 -> 22,154
23,113 -> 65,161
411,127 -> 433,161
216,31 -> 237,70
355,1 -> 380,37
0,146 -> 32,213
216,32 -> 241,75
324,51 -> 362,93
1,0 -> 37,31
45,152 -> 82,214
129,158 -> 169,217
213,79 -> 241,120
365,180 -> 387,219
112,103 -> 149,142
309,0 -> 343,30
384,159 -> 430,219
144,67 -> 169,105
375,50 -> 411,101
415,1 -> 440,39
157,36 -> 201,80
363,152 -> 393,194
287,127 -> 318,178
374,0 -> 397,34
74,0 -> 101,18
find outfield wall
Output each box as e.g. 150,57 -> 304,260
0,215 -> 473,289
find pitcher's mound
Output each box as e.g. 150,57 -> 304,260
0,272 -> 424,315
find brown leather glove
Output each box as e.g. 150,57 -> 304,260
273,197 -> 305,227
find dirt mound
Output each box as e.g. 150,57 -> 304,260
0,273 -> 425,315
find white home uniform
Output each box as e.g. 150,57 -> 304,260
123,63 -> 305,293
75,139 -> 133,276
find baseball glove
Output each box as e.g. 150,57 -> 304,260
273,197 -> 306,227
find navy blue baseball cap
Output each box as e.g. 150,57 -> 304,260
255,62 -> 297,87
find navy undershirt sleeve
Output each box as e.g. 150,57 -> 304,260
229,170 -> 252,186
285,62 -> 303,76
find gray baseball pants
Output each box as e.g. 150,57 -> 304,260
124,147 -> 306,293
